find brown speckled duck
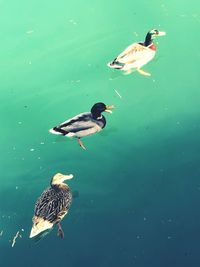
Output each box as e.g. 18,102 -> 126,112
30,173 -> 73,240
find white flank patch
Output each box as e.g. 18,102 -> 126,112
75,124 -> 101,138
65,132 -> 75,137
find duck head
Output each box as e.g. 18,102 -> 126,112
51,173 -> 73,185
91,102 -> 114,118
144,29 -> 166,46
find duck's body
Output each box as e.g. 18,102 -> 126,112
50,112 -> 106,138
30,173 -> 73,240
108,29 -> 166,76
111,42 -> 156,71
49,102 -> 114,150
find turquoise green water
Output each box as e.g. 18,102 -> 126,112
1,0 -> 200,266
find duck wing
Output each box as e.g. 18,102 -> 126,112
50,112 -> 103,137
115,42 -> 151,64
34,187 -> 72,224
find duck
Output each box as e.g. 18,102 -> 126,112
107,29 -> 166,76
29,173 -> 73,240
49,102 -> 114,150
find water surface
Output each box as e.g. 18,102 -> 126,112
1,0 -> 200,266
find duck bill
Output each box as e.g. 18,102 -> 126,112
62,174 -> 74,180
105,105 -> 114,114
157,31 -> 166,36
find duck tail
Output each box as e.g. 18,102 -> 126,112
49,127 -> 63,135
107,58 -> 123,69
30,217 -> 53,239
49,127 -> 75,137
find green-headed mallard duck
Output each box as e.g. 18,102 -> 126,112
107,29 -> 166,76
30,173 -> 73,240
49,102 -> 114,150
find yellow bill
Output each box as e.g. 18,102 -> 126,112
157,31 -> 166,36
105,105 -> 115,113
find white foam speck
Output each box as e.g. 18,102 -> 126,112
26,30 -> 34,34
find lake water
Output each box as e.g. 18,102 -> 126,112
1,0 -> 200,266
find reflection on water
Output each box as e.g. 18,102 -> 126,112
1,0 -> 200,266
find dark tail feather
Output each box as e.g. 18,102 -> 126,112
107,58 -> 124,69
49,127 -> 69,135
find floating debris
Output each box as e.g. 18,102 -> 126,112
30,148 -> 35,152
0,230 -> 3,236
69,19 -> 77,25
192,13 -> 200,23
114,89 -> 122,98
180,14 -> 187,18
11,229 -> 24,247
26,30 -> 34,34
11,231 -> 20,247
